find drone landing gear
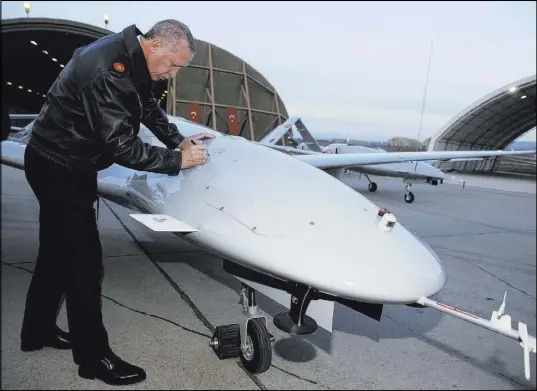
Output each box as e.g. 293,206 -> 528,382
404,183 -> 415,203
210,285 -> 272,374
364,174 -> 377,192
273,284 -> 318,335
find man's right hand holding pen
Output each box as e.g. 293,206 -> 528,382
179,132 -> 215,169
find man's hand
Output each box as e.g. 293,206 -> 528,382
179,132 -> 215,150
180,140 -> 209,169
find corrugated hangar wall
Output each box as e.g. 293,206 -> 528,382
166,40 -> 289,141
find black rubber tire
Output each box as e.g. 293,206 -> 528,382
368,182 -> 377,192
404,191 -> 415,203
239,318 -> 272,374
211,324 -> 240,359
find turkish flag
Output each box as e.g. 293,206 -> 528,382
227,107 -> 239,136
188,102 -> 199,123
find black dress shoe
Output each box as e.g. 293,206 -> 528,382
78,352 -> 146,386
21,327 -> 72,351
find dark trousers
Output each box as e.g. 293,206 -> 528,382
21,145 -> 111,364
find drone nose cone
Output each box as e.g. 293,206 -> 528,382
317,222 -> 448,302
270,211 -> 447,303
255,207 -> 447,303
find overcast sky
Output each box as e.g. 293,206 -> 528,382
2,1 -> 536,142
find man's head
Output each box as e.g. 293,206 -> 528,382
140,19 -> 196,81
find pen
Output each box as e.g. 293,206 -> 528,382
191,139 -> 210,159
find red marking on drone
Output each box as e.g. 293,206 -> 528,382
438,303 -> 479,319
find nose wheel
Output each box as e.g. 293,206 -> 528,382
404,184 -> 415,203
364,174 -> 377,192
240,317 -> 272,373
210,285 -> 273,374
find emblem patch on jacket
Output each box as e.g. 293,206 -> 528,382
113,62 -> 125,72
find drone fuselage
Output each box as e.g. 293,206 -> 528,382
99,126 -> 447,305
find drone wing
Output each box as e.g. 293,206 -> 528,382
293,149 -> 536,169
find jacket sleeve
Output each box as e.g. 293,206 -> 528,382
80,72 -> 183,175
141,89 -> 185,150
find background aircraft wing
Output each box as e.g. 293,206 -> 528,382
252,142 -> 321,155
293,149 -> 537,170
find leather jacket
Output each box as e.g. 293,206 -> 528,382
28,24 -> 185,175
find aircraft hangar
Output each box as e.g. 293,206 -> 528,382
1,17 -> 289,141
428,74 -> 536,172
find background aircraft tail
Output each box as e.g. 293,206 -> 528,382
258,117 -> 298,145
259,116 -> 325,153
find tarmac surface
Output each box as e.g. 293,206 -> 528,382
2,165 -> 536,390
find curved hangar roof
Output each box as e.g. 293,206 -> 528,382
428,74 -> 536,152
2,17 -> 289,140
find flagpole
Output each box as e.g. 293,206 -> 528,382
416,39 -> 434,151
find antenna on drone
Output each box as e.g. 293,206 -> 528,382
416,39 -> 434,152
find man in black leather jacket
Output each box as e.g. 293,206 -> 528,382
20,19 -> 213,386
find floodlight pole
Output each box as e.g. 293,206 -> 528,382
416,39 -> 434,151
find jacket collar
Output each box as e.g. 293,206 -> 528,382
122,24 -> 152,86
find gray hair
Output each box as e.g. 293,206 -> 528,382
143,19 -> 196,55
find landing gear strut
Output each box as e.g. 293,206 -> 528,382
210,284 -> 272,374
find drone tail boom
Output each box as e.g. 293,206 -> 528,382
417,293 -> 536,381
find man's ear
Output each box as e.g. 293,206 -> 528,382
150,38 -> 163,52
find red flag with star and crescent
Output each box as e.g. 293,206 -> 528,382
188,102 -> 199,123
227,107 -> 239,136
